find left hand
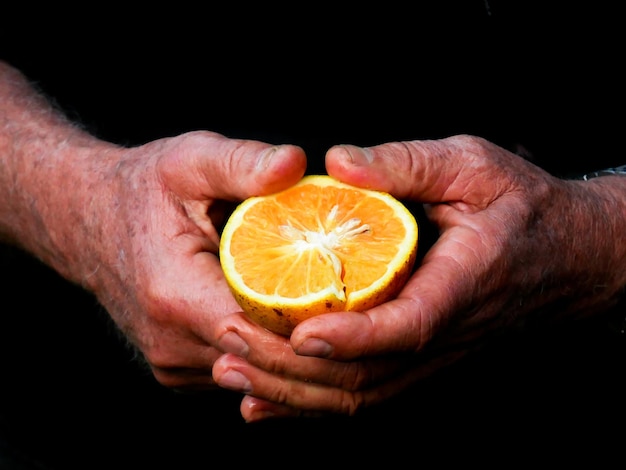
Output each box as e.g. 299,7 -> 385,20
213,135 -> 626,421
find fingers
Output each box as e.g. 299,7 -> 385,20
293,136 -> 530,361
117,132 -> 309,395
289,252 -> 468,361
126,254 -> 242,391
146,339 -> 224,390
325,134 -> 524,205
214,348 -> 469,421
212,353 -> 367,416
239,396 -> 311,421
157,131 -> 307,202
214,312 -> 407,387
325,138 -> 455,201
288,199 -> 509,361
212,312 -> 439,418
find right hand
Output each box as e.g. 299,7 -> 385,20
76,132 -> 309,390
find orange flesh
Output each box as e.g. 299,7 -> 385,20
228,182 -> 407,300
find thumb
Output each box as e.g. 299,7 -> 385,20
325,135 -> 502,204
160,131 -> 307,202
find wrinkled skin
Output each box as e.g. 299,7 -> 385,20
1,61 -> 311,391
76,135 -> 309,391
212,136 -> 626,421
2,61 -> 626,423
1,120 -> 308,390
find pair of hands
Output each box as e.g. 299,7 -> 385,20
1,54 -> 619,422
69,131 -> 623,422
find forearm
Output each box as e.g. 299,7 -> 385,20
0,60 -> 120,285
581,176 -> 626,291
550,175 -> 626,317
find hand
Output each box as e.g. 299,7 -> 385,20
76,133 -> 307,390
212,134 -> 626,420
0,60 -> 308,392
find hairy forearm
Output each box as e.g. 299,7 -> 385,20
572,176 -> 626,303
0,60 -> 120,284
534,175 -> 626,321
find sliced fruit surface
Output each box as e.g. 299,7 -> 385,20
219,175 -> 418,336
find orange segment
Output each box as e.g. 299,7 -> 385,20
219,175 -> 418,336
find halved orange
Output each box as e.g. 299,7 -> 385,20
219,175 -> 418,336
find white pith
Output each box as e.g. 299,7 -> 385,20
278,204 -> 370,280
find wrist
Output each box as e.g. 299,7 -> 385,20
531,176 -> 625,330
579,164 -> 626,181
0,61 -> 127,285
2,134 -> 121,282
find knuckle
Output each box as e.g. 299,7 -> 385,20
338,391 -> 367,416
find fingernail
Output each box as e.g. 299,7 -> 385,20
246,411 -> 275,423
341,145 -> 374,166
295,338 -> 333,358
256,146 -> 278,171
219,370 -> 252,393
218,331 -> 249,358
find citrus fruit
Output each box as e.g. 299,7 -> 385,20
219,174 -> 419,336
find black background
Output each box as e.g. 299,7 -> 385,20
1,2 -> 625,467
